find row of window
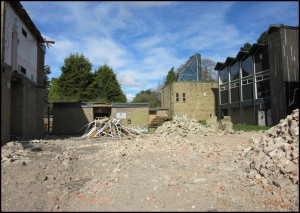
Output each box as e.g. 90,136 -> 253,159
220,78 -> 271,105
219,48 -> 269,85
175,93 -> 186,102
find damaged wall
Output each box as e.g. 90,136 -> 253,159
1,1 -> 45,145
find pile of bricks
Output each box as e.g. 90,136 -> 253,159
243,109 -> 299,188
154,115 -> 211,137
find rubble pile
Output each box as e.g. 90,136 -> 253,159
149,116 -> 171,127
243,109 -> 299,188
154,115 -> 212,137
81,117 -> 148,139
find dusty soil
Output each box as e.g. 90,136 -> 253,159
1,131 -> 299,212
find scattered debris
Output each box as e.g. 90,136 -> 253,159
221,116 -> 233,131
154,115 -> 212,137
243,108 -> 299,188
81,117 -> 148,139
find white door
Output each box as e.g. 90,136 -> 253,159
258,110 -> 266,126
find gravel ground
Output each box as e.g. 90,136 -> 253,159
1,131 -> 299,212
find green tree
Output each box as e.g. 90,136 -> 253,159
257,31 -> 268,44
240,42 -> 252,51
57,53 -> 93,102
132,89 -> 161,108
164,67 -> 177,86
48,78 -> 59,102
88,64 -> 127,103
43,65 -> 51,103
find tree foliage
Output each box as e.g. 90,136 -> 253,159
257,31 -> 268,44
47,54 -> 127,103
240,42 -> 252,51
48,78 -> 60,103
43,65 -> 51,104
132,89 -> 161,108
164,67 -> 177,86
57,53 -> 93,102
88,64 -> 127,103
200,59 -> 217,82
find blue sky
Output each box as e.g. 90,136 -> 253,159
21,1 -> 299,102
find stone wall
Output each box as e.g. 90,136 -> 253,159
161,82 -> 218,121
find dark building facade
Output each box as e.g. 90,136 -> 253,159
215,24 -> 299,126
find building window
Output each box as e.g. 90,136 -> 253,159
176,93 -> 179,102
230,62 -> 240,81
242,56 -> 253,77
20,66 -> 26,74
183,93 -> 186,102
22,28 -> 27,38
219,67 -> 228,85
257,80 -> 270,98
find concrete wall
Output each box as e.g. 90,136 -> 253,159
52,105 -> 93,135
9,77 -> 44,139
1,2 -> 45,145
1,64 -> 12,145
111,107 -> 149,128
161,82 -> 218,121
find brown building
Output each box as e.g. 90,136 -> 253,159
161,82 -> 218,121
1,1 -> 46,145
215,24 -> 299,126
52,102 -> 149,135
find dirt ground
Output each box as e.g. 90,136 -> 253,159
1,131 -> 299,212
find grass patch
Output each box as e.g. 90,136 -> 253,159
233,124 -> 271,132
199,120 -> 207,125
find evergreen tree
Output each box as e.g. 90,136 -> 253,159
57,53 -> 93,102
89,64 -> 127,103
164,67 -> 177,86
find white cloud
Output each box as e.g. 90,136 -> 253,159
21,1 -> 299,101
83,37 -> 132,70
125,93 -> 136,102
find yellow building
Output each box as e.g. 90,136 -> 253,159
160,82 -> 218,121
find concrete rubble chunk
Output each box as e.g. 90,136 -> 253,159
154,115 -> 213,137
243,108 -> 299,188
